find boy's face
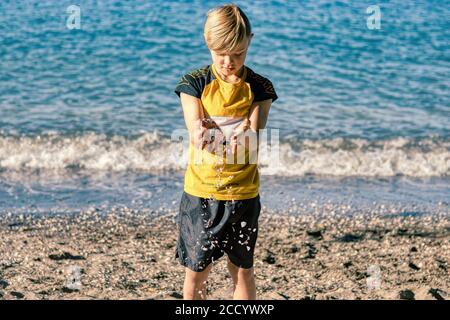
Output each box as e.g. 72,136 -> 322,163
209,35 -> 252,77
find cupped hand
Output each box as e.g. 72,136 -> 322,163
190,118 -> 223,151
230,118 -> 251,154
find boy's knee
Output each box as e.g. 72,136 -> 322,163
185,267 -> 210,284
237,267 -> 254,278
227,260 -> 254,276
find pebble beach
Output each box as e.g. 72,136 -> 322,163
1,204 -> 448,300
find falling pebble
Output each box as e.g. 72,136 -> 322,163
239,234 -> 244,238
253,228 -> 257,232
241,221 -> 247,228
246,246 -> 251,251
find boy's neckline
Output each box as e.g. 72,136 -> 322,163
211,64 -> 247,85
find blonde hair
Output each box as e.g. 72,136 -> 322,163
204,4 -> 252,53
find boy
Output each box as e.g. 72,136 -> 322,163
174,4 -> 278,300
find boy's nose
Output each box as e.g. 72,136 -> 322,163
223,55 -> 232,65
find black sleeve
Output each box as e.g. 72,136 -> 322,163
253,76 -> 278,103
174,72 -> 202,99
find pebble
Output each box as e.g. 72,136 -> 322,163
263,251 -> 276,264
0,279 -> 9,289
11,291 -> 25,299
169,291 -> 183,299
408,262 -> 420,271
399,290 -> 415,300
48,252 -> 85,261
428,288 -> 445,300
62,287 -> 79,293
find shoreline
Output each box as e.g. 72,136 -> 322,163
0,208 -> 448,300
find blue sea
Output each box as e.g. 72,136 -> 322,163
0,0 -> 448,216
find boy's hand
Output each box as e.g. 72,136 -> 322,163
191,118 -> 253,155
230,118 -> 251,154
202,119 -> 227,154
201,118 -> 221,130
190,118 -> 222,151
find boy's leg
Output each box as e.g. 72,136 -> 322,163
222,195 -> 260,300
183,263 -> 213,300
227,257 -> 256,300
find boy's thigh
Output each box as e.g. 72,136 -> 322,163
175,192 -> 229,271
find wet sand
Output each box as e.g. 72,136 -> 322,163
0,206 -> 448,300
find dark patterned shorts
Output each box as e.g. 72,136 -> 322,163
175,191 -> 261,272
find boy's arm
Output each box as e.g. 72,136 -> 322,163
179,92 -> 206,148
180,92 -> 204,132
248,99 -> 273,130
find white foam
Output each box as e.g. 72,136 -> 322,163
0,132 -> 448,177
0,131 -> 187,172
258,136 -> 450,177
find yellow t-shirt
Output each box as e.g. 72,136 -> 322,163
174,64 -> 278,200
